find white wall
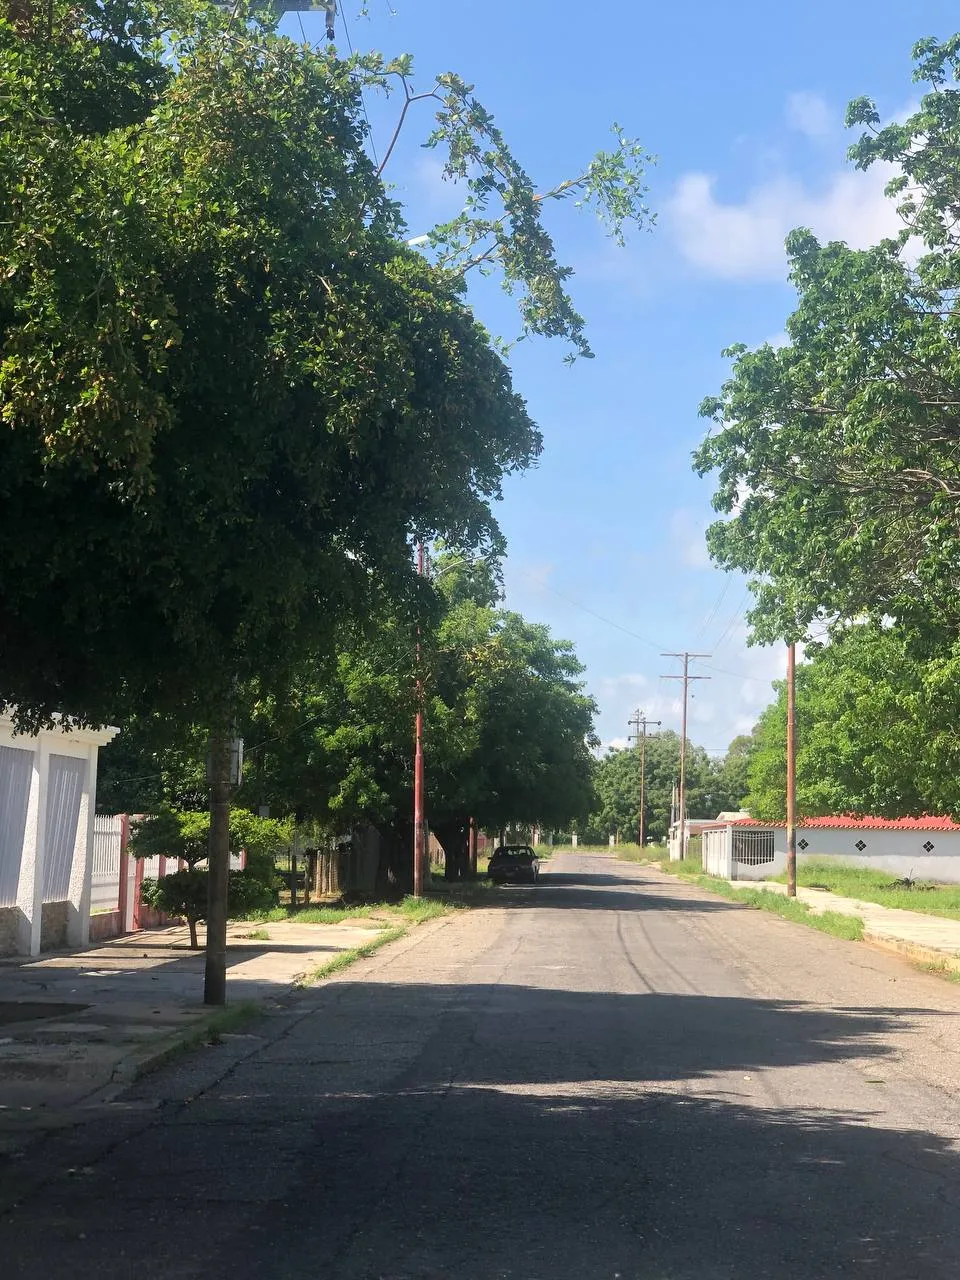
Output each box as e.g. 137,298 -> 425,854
714,824 -> 960,884
0,715 -> 116,955
702,827 -> 732,878
91,814 -> 124,912
797,828 -> 960,883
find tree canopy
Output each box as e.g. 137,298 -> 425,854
2,1 -> 652,732
694,37 -> 960,647
100,554 -> 599,873
744,622 -> 960,822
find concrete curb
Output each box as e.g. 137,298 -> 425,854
103,916 -> 450,1084
108,1002 -> 263,1086
862,931 -> 960,976
644,859 -> 960,980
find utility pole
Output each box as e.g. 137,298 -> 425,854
786,642 -> 797,897
413,542 -> 426,898
661,653 -> 711,859
628,709 -> 661,847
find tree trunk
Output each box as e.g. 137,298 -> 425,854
204,729 -> 232,1006
374,821 -> 413,898
435,819 -> 469,882
188,916 -> 199,950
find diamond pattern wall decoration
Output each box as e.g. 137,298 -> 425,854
923,840 -> 935,853
854,839 -> 867,852
798,839 -> 809,851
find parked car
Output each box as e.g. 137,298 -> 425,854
488,845 -> 540,885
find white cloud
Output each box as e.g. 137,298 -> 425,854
786,91 -> 836,139
668,160 -> 902,280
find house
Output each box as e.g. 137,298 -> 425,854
0,713 -> 117,956
668,812 -> 750,861
701,814 -> 960,884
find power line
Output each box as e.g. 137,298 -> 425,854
712,586 -> 752,653
520,572 -> 665,651
695,576 -> 731,642
340,1 -> 381,171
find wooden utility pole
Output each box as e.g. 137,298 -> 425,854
661,653 -> 710,859
204,728 -> 233,1006
412,542 -> 426,898
628,709 -> 661,847
786,642 -> 797,897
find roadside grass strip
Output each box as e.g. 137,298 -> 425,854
245,894 -> 451,926
648,858 -> 864,941
775,858 -> 960,922
299,925 -> 409,986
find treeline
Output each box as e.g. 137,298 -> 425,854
582,731 -> 750,844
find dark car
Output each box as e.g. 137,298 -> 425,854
488,845 -> 540,885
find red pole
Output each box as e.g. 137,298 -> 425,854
786,641 -> 797,898
413,542 -> 426,897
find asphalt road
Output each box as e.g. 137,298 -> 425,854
6,853 -> 960,1279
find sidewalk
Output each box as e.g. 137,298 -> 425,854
0,917 -> 395,1151
750,880 -> 960,972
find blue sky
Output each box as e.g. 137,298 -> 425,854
280,1 -> 957,757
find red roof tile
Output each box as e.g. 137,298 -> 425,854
729,814 -> 960,832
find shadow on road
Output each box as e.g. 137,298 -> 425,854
99,980 -> 957,1280
7,972 -> 960,1278
490,865 -> 740,913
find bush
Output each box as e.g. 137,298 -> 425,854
141,868 -> 277,949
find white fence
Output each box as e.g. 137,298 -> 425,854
91,814 -> 124,912
701,823 -> 786,881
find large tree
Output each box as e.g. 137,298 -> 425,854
3,1 -> 649,999
744,623 -> 960,822
694,37 -> 960,648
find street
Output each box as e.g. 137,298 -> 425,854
6,853 -> 960,1279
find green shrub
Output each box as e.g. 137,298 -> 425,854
141,868 -> 277,949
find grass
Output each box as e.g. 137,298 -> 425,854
204,1001 -> 263,1046
298,925 -> 409,986
545,842 -> 645,856
655,858 -> 865,941
774,858 -> 960,921
921,960 -> 960,983
242,894 -> 451,926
